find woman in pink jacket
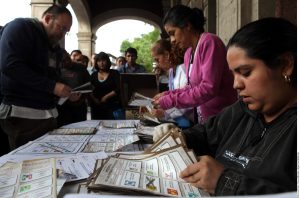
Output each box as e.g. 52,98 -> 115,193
153,5 -> 237,124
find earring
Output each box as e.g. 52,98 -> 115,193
284,75 -> 291,83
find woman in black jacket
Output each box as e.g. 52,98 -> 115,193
89,52 -> 124,120
153,17 -> 296,195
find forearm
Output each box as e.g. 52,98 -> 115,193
102,91 -> 116,101
215,169 -> 295,195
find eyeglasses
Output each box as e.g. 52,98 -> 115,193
54,21 -> 69,35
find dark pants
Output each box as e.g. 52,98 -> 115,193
0,117 -> 57,150
0,126 -> 10,156
57,103 -> 87,127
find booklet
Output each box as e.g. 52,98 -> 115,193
81,126 -> 208,196
88,145 -> 209,197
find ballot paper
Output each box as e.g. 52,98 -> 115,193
0,158 -> 57,198
88,145 -> 209,197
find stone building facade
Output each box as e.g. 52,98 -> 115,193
30,0 -> 296,58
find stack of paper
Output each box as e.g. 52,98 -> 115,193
81,130 -> 209,197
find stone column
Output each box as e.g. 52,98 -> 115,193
77,32 -> 96,58
30,0 -> 53,19
216,0 -> 277,45
91,33 -> 97,55
203,0 -> 216,34
216,0 -> 242,44
185,0 -> 203,8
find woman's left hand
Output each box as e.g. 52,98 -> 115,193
179,155 -> 224,194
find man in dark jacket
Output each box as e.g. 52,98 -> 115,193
0,5 -> 72,150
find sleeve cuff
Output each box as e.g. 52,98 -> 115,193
215,168 -> 241,195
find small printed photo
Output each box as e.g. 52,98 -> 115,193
167,188 -> 179,196
124,180 -> 136,186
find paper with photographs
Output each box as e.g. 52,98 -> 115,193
49,127 -> 97,135
89,145 -> 209,197
13,142 -> 85,154
0,158 -> 57,198
82,135 -> 140,153
100,120 -> 139,129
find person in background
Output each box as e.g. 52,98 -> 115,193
0,5 -> 72,149
87,53 -> 97,75
80,55 -> 90,68
119,47 -> 147,73
153,62 -> 169,93
70,49 -> 82,62
89,52 -> 125,120
116,56 -> 126,67
153,17 -> 296,196
111,56 -> 126,71
150,39 -> 193,128
153,5 -> 237,124
56,50 -> 90,127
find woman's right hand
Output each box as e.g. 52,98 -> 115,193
152,92 -> 165,108
153,92 -> 165,100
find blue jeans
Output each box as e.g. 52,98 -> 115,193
113,108 -> 125,120
174,116 -> 191,129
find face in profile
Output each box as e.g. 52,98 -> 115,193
151,51 -> 170,72
164,23 -> 190,50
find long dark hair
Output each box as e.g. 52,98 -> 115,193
163,4 -> 206,33
227,17 -> 297,87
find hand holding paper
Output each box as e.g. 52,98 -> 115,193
58,82 -> 93,105
153,123 -> 180,142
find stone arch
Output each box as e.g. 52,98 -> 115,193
68,0 -> 91,32
68,0 -> 94,56
92,8 -> 163,35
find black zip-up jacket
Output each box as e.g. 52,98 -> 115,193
0,18 -> 60,109
183,101 -> 296,195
